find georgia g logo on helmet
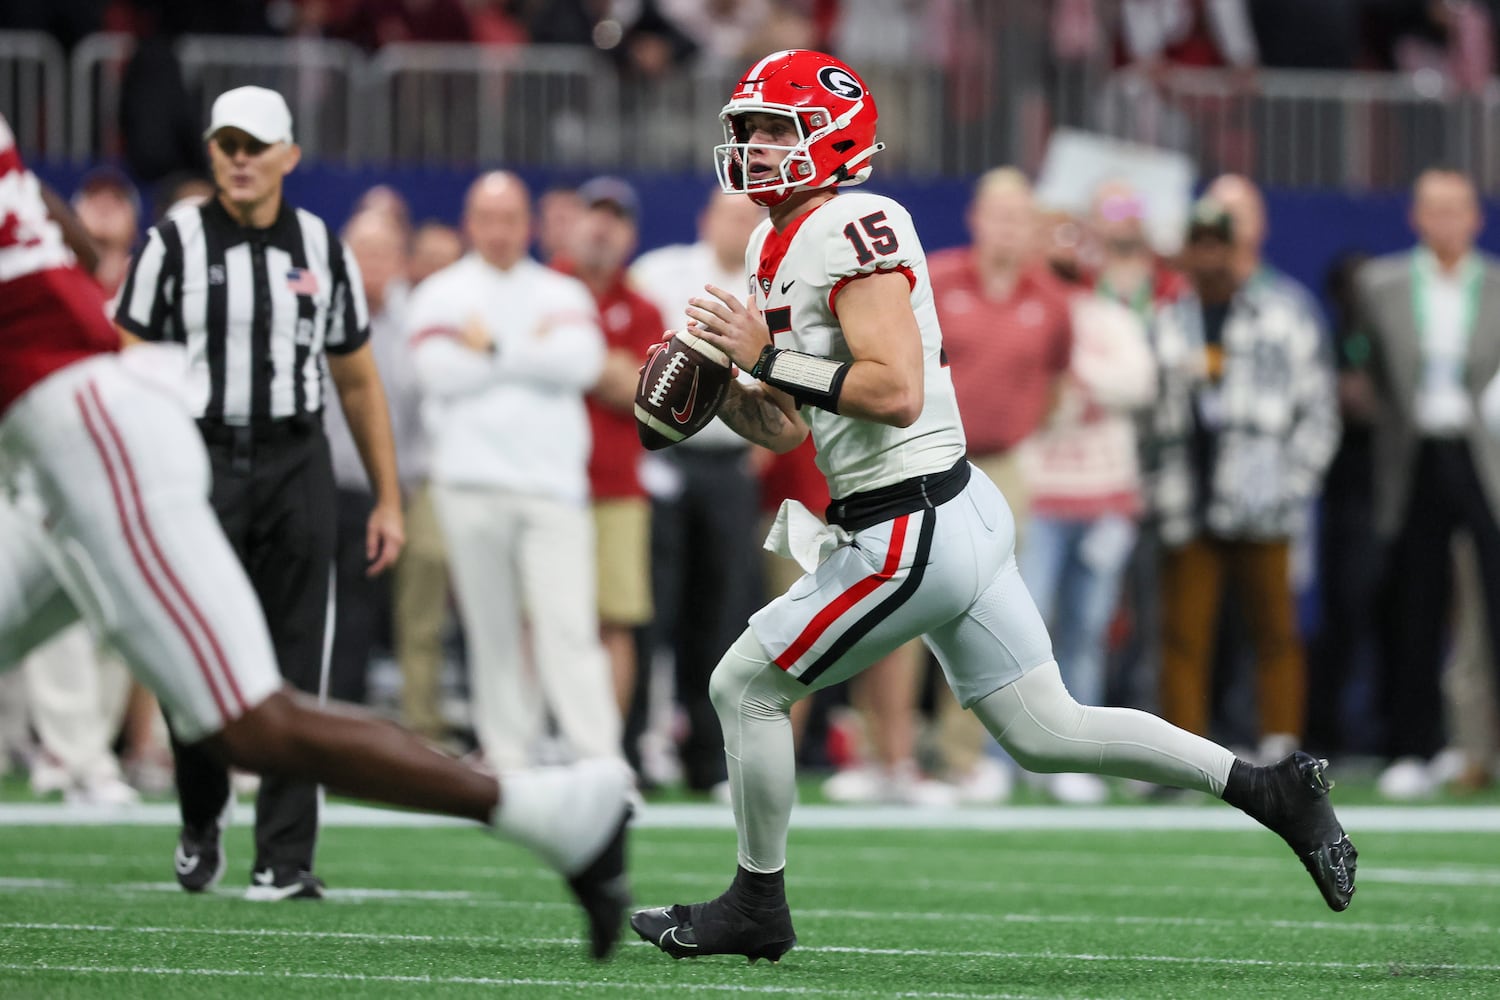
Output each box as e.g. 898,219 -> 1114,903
816,66 -> 864,100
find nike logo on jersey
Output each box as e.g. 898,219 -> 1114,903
780,280 -> 796,294
174,847 -> 199,875
671,368 -> 701,424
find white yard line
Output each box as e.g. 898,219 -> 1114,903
2,801 -> 1499,831
0,962 -> 1093,1000
6,908 -> 1500,943
3,937 -> 1496,980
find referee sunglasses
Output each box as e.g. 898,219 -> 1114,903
214,134 -> 274,158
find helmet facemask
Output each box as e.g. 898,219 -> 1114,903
714,107 -> 820,207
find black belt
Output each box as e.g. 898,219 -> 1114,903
826,457 -> 971,532
197,416 -> 319,447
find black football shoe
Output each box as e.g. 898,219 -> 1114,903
567,805 -> 634,961
1228,752 -> 1358,911
631,867 -> 797,963
173,820 -> 226,893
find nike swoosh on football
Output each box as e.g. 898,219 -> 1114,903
780,280 -> 795,294
670,367 -> 701,424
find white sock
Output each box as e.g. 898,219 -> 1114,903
491,758 -> 630,875
973,661 -> 1236,795
710,630 -> 803,874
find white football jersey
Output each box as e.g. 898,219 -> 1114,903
744,191 -> 966,498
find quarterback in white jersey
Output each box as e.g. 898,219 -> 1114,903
631,50 -> 1357,963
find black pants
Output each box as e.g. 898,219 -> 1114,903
171,421 -> 336,878
638,448 -> 764,791
328,487 -> 388,705
1379,439 -> 1500,760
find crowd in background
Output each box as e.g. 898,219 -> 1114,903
7,0 -> 1499,80
4,139 -> 1500,809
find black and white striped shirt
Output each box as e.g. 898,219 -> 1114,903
116,198 -> 369,423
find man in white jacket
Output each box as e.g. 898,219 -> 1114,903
406,172 -> 620,770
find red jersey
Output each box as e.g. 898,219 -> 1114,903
759,440 -> 831,517
927,250 -> 1073,456
0,116 -> 119,415
575,271 -> 664,499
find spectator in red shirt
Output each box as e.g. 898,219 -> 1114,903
926,166 -> 1074,803
558,177 -> 664,727
930,167 -> 1074,534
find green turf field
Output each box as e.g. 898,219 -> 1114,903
2,800 -> 1498,999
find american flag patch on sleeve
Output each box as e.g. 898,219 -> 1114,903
286,268 -> 319,295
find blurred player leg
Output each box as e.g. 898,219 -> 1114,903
3,357 -> 635,956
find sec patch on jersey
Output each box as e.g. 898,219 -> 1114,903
634,330 -> 732,450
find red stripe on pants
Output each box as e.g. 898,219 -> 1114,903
774,514 -> 910,671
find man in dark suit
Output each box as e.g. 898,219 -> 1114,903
1355,167 -> 1500,798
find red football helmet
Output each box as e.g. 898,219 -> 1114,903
714,50 -> 885,207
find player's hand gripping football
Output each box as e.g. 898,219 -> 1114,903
685,284 -> 771,373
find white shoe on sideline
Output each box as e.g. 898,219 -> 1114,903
953,757 -> 1013,805
1428,747 -> 1469,787
1377,756 -> 1436,800
1256,733 -> 1299,766
1047,771 -> 1109,805
823,765 -> 882,803
67,773 -> 141,807
28,752 -> 71,797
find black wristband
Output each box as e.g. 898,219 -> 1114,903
750,346 -> 850,414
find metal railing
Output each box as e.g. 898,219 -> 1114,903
0,31 -> 65,159
1092,67 -> 1500,192
3,29 -> 1498,192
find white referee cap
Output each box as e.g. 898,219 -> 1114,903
204,86 -> 294,145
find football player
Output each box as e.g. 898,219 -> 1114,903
630,50 -> 1357,962
0,113 -> 632,960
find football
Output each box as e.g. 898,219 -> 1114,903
634,329 -> 733,450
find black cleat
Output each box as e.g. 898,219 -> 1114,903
631,872 -> 797,963
567,806 -> 634,961
173,821 -> 225,893
1247,752 -> 1359,911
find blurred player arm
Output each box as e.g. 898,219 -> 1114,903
38,182 -> 99,275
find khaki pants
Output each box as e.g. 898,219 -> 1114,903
1160,537 -> 1305,740
935,451 -> 1029,776
393,484 -> 450,741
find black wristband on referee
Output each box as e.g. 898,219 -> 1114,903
750,345 -> 850,413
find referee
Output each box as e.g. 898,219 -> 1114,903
116,86 -> 404,900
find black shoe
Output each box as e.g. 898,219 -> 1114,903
245,867 -> 326,902
631,870 -> 797,963
173,822 -> 225,893
1239,752 -> 1359,911
566,806 -> 634,961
